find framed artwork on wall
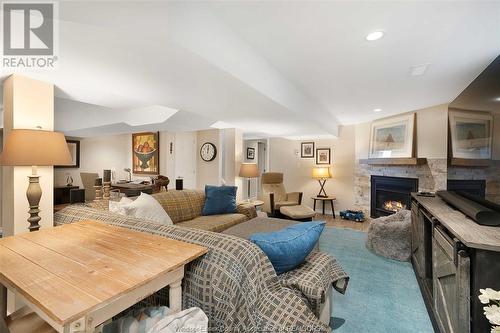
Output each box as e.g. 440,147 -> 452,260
449,110 -> 493,159
247,147 -> 255,160
369,113 -> 416,158
55,139 -> 80,168
132,132 -> 159,175
301,142 -> 315,158
316,148 -> 331,165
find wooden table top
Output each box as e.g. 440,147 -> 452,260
412,194 -> 500,252
0,220 -> 207,326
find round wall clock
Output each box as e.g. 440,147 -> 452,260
200,142 -> 217,162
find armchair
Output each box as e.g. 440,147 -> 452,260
259,172 -> 303,216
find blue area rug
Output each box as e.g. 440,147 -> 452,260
319,227 -> 433,333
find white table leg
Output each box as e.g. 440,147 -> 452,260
169,280 -> 182,313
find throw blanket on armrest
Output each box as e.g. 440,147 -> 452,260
55,206 -> 348,333
279,251 -> 349,316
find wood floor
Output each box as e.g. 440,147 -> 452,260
313,214 -> 371,232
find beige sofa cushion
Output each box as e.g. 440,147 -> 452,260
176,214 -> 248,232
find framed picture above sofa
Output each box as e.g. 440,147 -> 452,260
449,110 -> 493,160
369,113 -> 415,158
316,148 -> 331,165
301,142 -> 315,158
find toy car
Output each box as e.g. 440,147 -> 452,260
340,210 -> 365,222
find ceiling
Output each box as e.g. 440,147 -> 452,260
1,1 -> 499,138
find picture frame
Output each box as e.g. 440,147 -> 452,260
301,142 -> 315,158
55,139 -> 80,168
449,110 -> 493,160
247,147 -> 255,160
132,132 -> 159,175
316,148 -> 331,165
369,113 -> 416,158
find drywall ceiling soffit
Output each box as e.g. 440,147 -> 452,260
165,2 -> 340,136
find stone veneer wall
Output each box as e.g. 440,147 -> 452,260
448,164 -> 500,204
354,159 -> 448,214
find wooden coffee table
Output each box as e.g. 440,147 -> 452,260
0,220 -> 207,333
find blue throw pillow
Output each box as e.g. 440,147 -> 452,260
249,222 -> 326,275
202,185 -> 238,216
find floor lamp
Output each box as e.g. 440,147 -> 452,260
312,166 -> 332,198
0,129 -> 72,232
239,163 -> 259,201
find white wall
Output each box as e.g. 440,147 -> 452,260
55,132 -> 176,187
268,125 -> 356,213
55,128 -> 243,192
173,132 -> 197,189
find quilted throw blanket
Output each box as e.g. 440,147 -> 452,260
55,205 -> 348,333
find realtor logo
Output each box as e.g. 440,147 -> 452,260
1,1 -> 58,68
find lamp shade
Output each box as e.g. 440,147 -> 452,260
0,129 -> 73,166
312,166 -> 331,179
239,163 -> 259,178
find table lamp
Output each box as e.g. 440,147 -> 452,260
312,166 -> 332,198
0,129 -> 72,232
239,163 -> 259,201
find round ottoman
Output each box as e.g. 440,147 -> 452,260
365,210 -> 411,261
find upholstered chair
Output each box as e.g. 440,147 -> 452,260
259,172 -> 303,216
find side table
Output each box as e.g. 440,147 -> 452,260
312,196 -> 336,218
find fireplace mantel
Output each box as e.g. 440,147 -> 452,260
359,158 -> 427,166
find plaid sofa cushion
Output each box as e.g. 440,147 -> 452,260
177,214 -> 248,233
54,205 -> 348,333
152,190 -> 205,223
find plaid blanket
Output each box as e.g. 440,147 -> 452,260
54,205 -> 348,333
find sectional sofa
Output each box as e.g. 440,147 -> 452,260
54,190 -> 349,332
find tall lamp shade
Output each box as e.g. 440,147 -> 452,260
0,129 -> 73,232
312,166 -> 332,198
239,163 -> 259,200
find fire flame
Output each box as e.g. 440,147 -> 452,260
383,201 -> 406,212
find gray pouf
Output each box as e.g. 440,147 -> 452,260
365,210 -> 411,261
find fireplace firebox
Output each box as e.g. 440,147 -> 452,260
447,179 -> 486,198
371,175 -> 419,218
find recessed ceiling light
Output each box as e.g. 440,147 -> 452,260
373,108 -> 382,112
366,31 -> 384,41
494,97 -> 500,102
411,63 -> 430,76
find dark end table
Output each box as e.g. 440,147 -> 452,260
312,196 -> 336,218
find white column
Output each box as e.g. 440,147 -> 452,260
2,74 -> 54,313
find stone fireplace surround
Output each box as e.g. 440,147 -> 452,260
354,158 -> 500,216
355,159 -> 447,215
